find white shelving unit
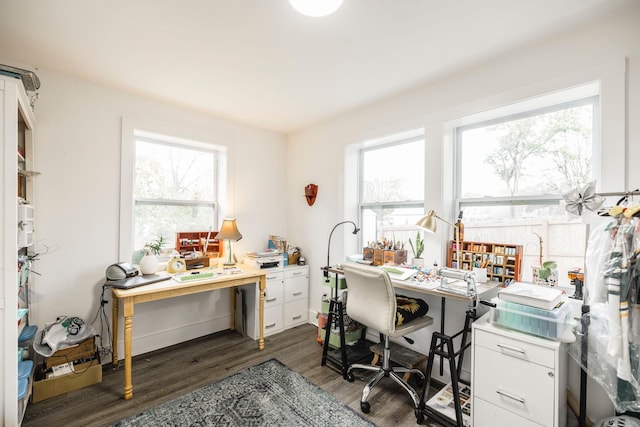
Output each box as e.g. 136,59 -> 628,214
1,75 -> 37,426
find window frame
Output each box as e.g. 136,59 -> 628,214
453,90 -> 600,214
120,121 -> 226,262
357,130 -> 425,245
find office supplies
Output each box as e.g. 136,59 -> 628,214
105,262 -> 138,281
497,281 -> 563,310
172,271 -> 216,282
107,274 -> 170,289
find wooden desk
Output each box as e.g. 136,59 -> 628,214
111,265 -> 267,400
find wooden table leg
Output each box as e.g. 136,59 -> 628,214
230,286 -> 236,331
123,296 -> 134,400
111,292 -> 119,366
258,276 -> 265,350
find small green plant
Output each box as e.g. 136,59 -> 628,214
537,260 -> 558,280
408,231 -> 424,259
533,232 -> 557,280
144,235 -> 166,256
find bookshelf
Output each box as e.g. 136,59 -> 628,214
447,240 -> 522,286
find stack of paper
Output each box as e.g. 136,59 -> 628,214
497,282 -> 563,310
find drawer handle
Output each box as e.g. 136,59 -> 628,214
266,297 -> 277,302
292,315 -> 302,320
497,343 -> 525,354
292,271 -> 302,276
292,292 -> 303,296
266,323 -> 277,329
496,388 -> 525,404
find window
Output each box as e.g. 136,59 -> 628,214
453,84 -> 599,285
132,131 -> 219,258
359,129 -> 425,251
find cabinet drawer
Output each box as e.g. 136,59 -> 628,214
474,345 -> 555,426
474,328 -> 555,368
263,306 -> 283,337
284,299 -> 308,328
265,271 -> 284,282
285,267 -> 308,280
263,281 -> 284,308
284,278 -> 308,302
473,397 -> 542,427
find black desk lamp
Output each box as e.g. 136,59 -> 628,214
324,221 -> 360,279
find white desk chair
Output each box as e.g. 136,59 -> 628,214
342,262 -> 433,414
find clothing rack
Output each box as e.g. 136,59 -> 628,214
578,189 -> 639,427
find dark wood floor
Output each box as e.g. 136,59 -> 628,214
22,324 -> 443,427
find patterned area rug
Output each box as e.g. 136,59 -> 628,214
111,359 -> 374,426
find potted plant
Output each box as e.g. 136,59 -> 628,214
139,235 -> 166,274
532,233 -> 558,286
408,231 -> 424,267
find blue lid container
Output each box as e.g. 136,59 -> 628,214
18,360 -> 33,380
18,378 -> 28,400
18,325 -> 37,344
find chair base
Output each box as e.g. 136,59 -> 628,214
347,335 -> 425,413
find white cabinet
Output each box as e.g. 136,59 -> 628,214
1,76 -> 37,426
283,266 -> 309,328
240,265 -> 309,340
472,314 -> 566,427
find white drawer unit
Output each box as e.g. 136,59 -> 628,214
284,265 -> 309,327
472,313 -> 566,427
239,265 -> 310,339
241,269 -> 285,339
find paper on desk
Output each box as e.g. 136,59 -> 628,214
379,266 -> 416,281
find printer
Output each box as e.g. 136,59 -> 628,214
243,252 -> 284,270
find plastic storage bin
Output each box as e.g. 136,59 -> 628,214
18,324 -> 38,359
489,298 -> 576,342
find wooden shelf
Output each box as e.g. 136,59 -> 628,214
175,231 -> 220,257
447,240 -> 522,286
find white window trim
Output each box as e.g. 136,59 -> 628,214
119,118 -> 228,262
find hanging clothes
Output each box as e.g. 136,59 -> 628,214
584,213 -> 640,411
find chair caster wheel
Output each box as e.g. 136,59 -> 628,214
360,401 -> 371,413
347,372 -> 355,382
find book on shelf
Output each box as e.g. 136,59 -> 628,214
497,281 -> 564,310
425,381 -> 471,427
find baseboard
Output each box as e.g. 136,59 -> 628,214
113,316 -> 232,361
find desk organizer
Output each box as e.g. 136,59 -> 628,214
489,299 -> 576,342
362,248 -> 407,266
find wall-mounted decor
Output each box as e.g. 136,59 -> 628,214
305,183 -> 318,206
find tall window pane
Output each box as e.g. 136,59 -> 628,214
455,92 -> 597,286
359,132 -> 424,249
134,136 -> 217,253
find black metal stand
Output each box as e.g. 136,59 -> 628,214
417,308 -> 476,427
320,268 -> 371,379
321,296 -> 349,379
579,304 -> 590,427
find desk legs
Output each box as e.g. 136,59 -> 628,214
112,292 -> 119,366
122,297 -> 134,400
258,276 -> 266,350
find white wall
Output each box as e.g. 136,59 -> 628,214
29,69 -> 288,356
287,3 -> 640,421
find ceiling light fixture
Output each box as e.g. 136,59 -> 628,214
289,0 -> 343,17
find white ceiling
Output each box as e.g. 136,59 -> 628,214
0,0 -> 632,134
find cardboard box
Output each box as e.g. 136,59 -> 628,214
45,337 -> 95,369
32,359 -> 102,402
